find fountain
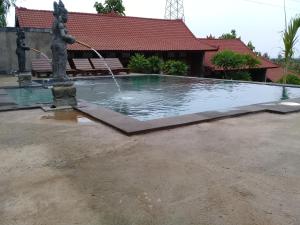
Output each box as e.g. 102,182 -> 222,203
30,48 -> 51,62
76,40 -> 121,92
16,28 -> 32,87
17,0 -> 121,107
50,0 -> 77,107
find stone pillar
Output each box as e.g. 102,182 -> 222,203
18,72 -> 32,87
52,82 -> 77,107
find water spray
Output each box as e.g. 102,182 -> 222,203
75,40 -> 121,92
30,48 -> 51,62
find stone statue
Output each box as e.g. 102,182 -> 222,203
51,0 -> 77,107
16,29 -> 30,73
51,0 -> 75,82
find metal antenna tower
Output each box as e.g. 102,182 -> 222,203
165,0 -> 185,21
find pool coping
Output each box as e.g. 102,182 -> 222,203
1,97 -> 300,136
74,98 -> 300,135
2,75 -> 300,135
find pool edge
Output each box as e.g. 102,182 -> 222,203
74,98 -> 300,136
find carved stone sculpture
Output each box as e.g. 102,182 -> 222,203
51,0 -> 77,107
51,0 -> 75,82
16,29 -> 30,73
52,85 -> 77,107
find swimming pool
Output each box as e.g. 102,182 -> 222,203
6,75 -> 300,121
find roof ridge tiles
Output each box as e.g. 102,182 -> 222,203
16,7 -> 217,51
16,7 -> 184,22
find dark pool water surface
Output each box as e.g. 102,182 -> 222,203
75,76 -> 300,120
6,75 -> 300,121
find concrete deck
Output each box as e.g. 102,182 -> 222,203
0,109 -> 299,225
0,75 -> 19,87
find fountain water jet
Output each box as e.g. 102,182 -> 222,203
75,40 -> 121,93
30,48 -> 51,62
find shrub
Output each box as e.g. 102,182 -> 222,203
148,56 -> 163,74
279,74 -> 300,85
212,50 -> 260,79
128,54 -> 151,73
242,54 -> 261,68
227,71 -> 252,81
162,60 -> 188,76
212,50 -> 245,71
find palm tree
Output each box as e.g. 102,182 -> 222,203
282,16 -> 300,83
0,0 -> 16,27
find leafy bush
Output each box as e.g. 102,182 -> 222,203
212,50 -> 260,71
212,50 -> 260,80
148,56 -> 163,74
212,50 -> 245,71
242,54 -> 261,68
227,71 -> 252,81
162,60 -> 188,76
279,74 -> 300,85
128,54 -> 151,73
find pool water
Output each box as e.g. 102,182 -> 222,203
6,75 -> 300,121
6,87 -> 53,106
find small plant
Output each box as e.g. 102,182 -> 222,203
148,56 -> 163,74
162,60 -> 188,76
279,74 -> 300,85
128,54 -> 151,73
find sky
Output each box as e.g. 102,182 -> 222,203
6,0 -> 300,57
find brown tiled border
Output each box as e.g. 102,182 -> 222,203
75,98 -> 300,135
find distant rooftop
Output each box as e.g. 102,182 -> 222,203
198,38 -> 278,71
16,7 -> 216,52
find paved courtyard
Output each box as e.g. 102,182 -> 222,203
0,75 -> 18,88
0,109 -> 299,225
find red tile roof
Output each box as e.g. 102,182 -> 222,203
266,67 -> 285,82
16,7 -> 216,51
198,38 -> 278,70
266,67 -> 300,82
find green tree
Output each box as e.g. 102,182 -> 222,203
94,0 -> 125,15
282,16 -> 300,83
247,41 -> 263,56
211,50 -> 243,78
247,41 -> 255,51
219,29 -> 239,39
262,52 -> 270,59
0,0 -> 15,27
243,54 -> 260,68
206,34 -> 216,39
212,50 -> 260,80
